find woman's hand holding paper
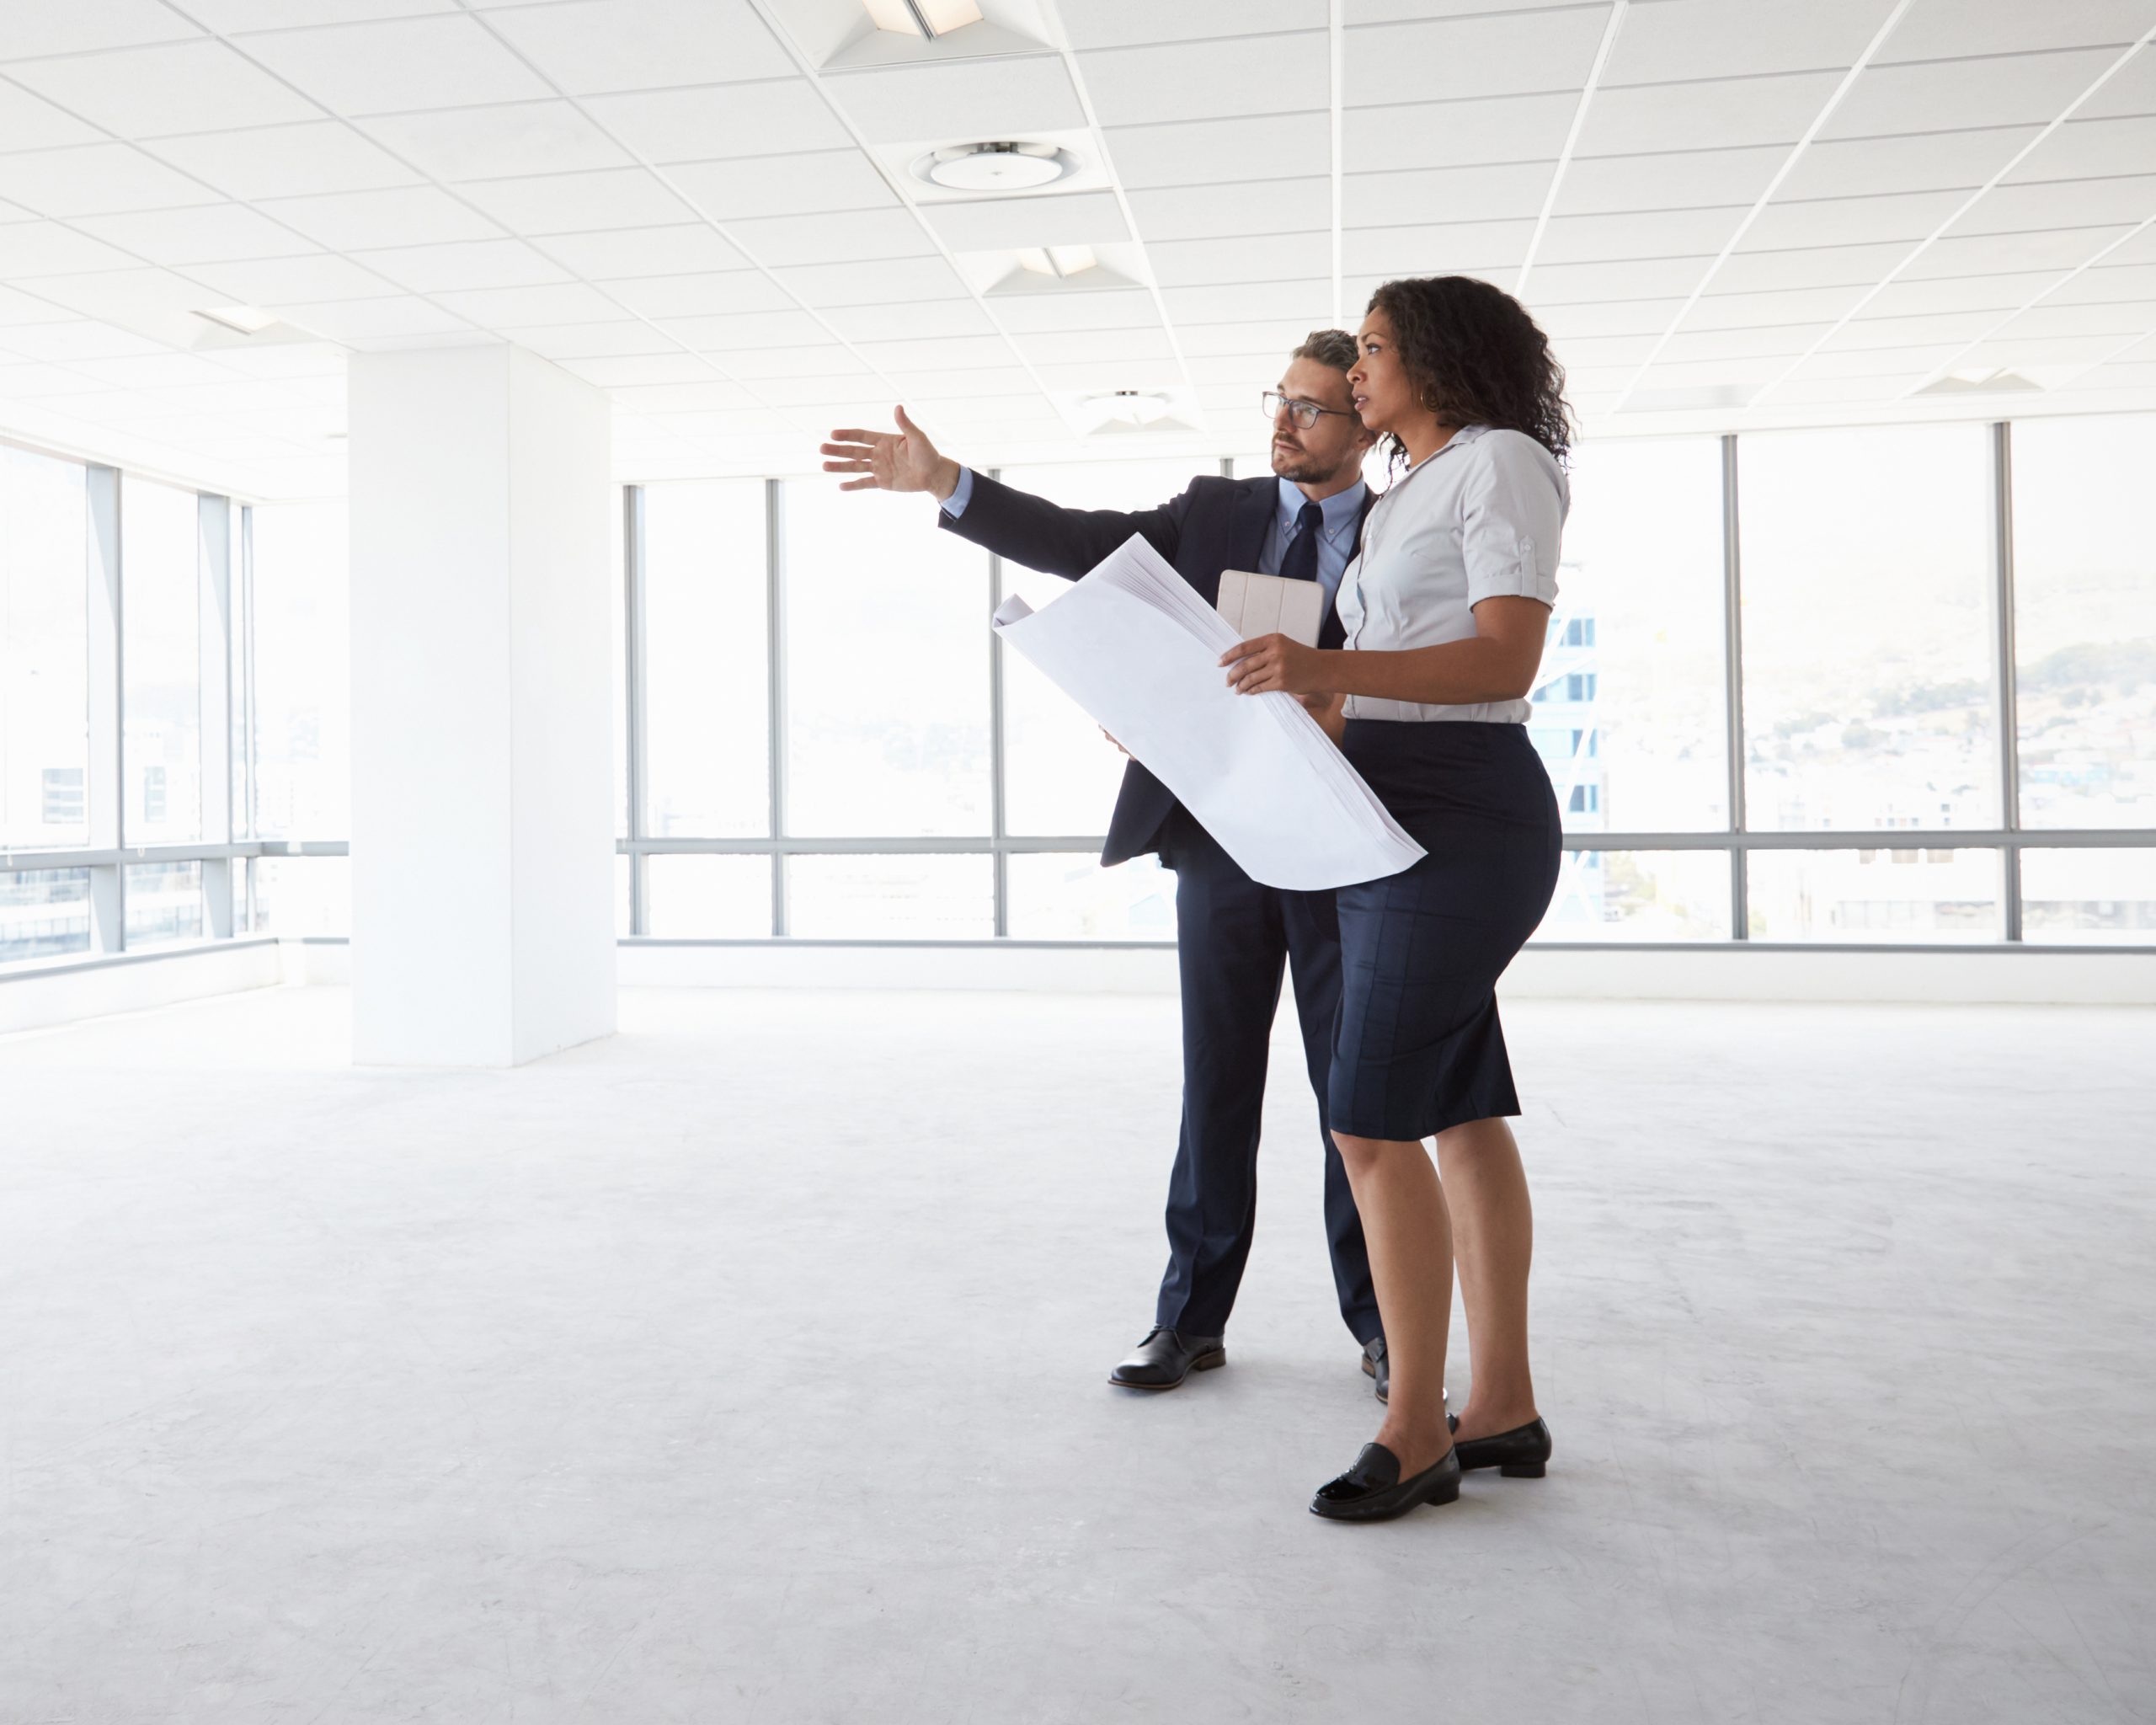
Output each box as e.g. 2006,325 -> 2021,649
1221,632 -> 1328,697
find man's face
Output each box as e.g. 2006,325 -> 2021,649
1268,356 -> 1373,484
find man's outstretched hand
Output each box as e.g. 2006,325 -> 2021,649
821,406 -> 962,499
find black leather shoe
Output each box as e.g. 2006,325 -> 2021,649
1360,1336 -> 1389,1402
1453,1416 -> 1552,1477
1310,1442 -> 1460,1522
1109,1326 -> 1225,1390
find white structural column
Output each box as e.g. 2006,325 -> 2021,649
348,344 -> 616,1066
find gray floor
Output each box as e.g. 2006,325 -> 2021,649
3,985 -> 2152,1724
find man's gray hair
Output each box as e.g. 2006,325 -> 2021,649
1291,328 -> 1358,373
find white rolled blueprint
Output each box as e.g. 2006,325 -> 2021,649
990,535 -> 1426,892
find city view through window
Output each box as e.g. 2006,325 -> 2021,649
3,417 -> 2152,966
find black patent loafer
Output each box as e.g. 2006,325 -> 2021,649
1109,1326 -> 1225,1390
1360,1336 -> 1390,1402
1310,1442 -> 1461,1522
1453,1416 -> 1552,1477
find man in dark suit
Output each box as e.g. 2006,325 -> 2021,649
822,332 -> 1390,1399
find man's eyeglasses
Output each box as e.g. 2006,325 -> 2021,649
1262,391 -> 1358,430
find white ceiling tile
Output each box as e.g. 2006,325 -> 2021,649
8,40 -> 321,138
1156,231 -> 1330,285
187,252 -> 403,306
1535,206 -> 1746,264
0,319 -> 168,361
825,56 -> 1083,142
1131,178 -> 1328,241
1784,340 -> 1971,378
726,209 -> 933,268
0,359 -> 102,397
1182,351 -> 1282,384
1064,0 -> 1324,48
889,366 -> 1038,398
1952,332 -> 2124,368
702,342 -> 865,378
596,270 -> 791,319
1530,296 -> 1687,338
256,186 -> 505,249
1955,174 -> 2156,234
1348,162 -> 1550,226
0,222 -> 138,278
191,0 -> 458,24
663,152 -> 896,222
818,298 -> 994,343
279,296 -> 478,342
69,352 -> 241,389
0,1 -> 202,59
2054,259 -> 2156,301
432,281 -> 627,327
1575,71 -> 1841,156
72,204 -> 322,264
606,379 -> 755,412
357,102 -> 632,180
2097,222 -> 2156,266
771,255 -> 968,304
1081,34 -> 1325,126
1159,279 -> 1330,323
1856,270 -> 2060,318
1684,284 -> 1870,329
581,82 -> 850,163
457,168 -> 693,234
540,224 -> 747,277
1652,323 -> 1828,363
1342,221 -> 1529,275
480,0 -> 794,93
1822,49 -> 2120,140
1739,190 -> 1968,253
1711,240 -> 1909,293
1344,93 -> 1578,172
240,15 -> 553,116
508,320 -> 670,358
1904,224 -> 2132,280
0,282 -> 76,325
1528,254 -> 1721,302
659,309 -> 831,350
1877,0 -> 2156,63
922,192 -> 1129,251
2076,33 -> 2156,117
141,121 -> 424,200
1347,12 -> 1609,108
560,353 -> 724,387
0,81 -> 104,152
1552,147 -> 1787,215
1105,113 -> 1331,189
0,144 -> 220,218
1992,299 -> 2156,339
1778,127 -> 2036,200
1009,328 -> 1176,366
1825,310 -> 1998,350
1606,0 -> 1892,84
851,335 -> 1017,372
987,290 -> 1162,334
2007,116 -> 2156,184
348,238 -> 571,293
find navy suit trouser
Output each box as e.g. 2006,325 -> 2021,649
1152,812 -> 1381,1345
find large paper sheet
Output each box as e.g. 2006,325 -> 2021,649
992,535 -> 1426,891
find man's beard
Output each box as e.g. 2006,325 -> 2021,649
1271,441 -> 1333,483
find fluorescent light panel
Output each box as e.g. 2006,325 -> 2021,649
863,0 -> 983,37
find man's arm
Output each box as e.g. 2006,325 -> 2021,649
822,407 -> 1187,580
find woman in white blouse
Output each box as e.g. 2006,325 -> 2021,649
1223,275 -> 1571,1522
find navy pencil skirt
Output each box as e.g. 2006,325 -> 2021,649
1328,719 -> 1563,1142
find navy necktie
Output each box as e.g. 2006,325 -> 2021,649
1279,499 -> 1324,584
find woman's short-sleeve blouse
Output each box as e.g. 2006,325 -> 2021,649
1336,423 -> 1569,725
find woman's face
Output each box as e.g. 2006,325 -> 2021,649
1348,307 -> 1417,438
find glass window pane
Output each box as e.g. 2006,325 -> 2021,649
1535,848 -> 1732,940
230,501 -> 253,841
1,867 -> 90,964
1748,847 -> 2002,943
611,486 -> 627,841
1546,437 -> 1727,831
253,857 -> 350,937
2020,846 -> 2156,944
995,460 -> 1207,837
2009,415 -> 2156,830
1738,426 -> 1999,830
1006,852 -> 1177,941
125,859 -> 203,948
787,853 -> 993,938
646,853 -> 771,937
643,481 -> 768,837
122,478 -> 201,845
1,447 -> 88,849
783,484 -> 990,837
251,499 -> 350,840
616,852 -> 632,937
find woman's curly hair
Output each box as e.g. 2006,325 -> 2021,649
1366,275 -> 1573,471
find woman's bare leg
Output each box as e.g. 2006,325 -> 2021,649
1434,1115 -> 1538,1441
1332,1132 -> 1454,1477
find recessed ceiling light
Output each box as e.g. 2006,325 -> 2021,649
915,141 -> 1071,192
1017,244 -> 1097,278
1085,389 -> 1172,429
863,0 -> 982,38
193,305 -> 278,336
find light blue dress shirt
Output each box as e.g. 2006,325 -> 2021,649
943,468 -> 1367,614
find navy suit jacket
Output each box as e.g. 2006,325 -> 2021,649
940,470 -> 1378,868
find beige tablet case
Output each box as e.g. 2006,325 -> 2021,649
1214,569 -> 1329,647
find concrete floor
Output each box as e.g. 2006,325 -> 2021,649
2,984 -> 2151,1724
